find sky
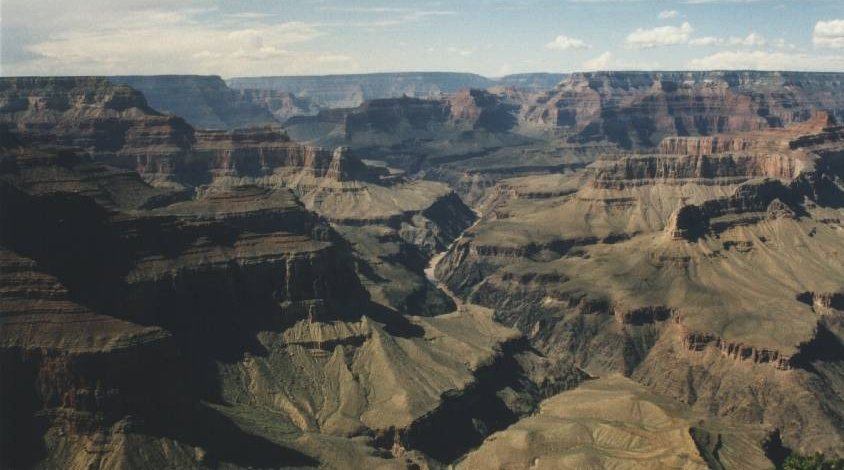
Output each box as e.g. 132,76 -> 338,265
2,0 -> 844,77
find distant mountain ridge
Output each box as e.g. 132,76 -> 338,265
226,72 -> 567,108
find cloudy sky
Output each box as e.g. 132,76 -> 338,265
2,0 -> 843,77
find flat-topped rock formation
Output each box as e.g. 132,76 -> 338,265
0,76 -> 196,173
0,77 -> 384,188
522,71 -> 844,148
108,75 -> 279,130
227,72 -> 568,110
227,72 -> 497,108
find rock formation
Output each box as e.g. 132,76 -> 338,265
226,72 -> 498,108
108,75 -> 279,130
3,71 -> 844,468
434,113 -> 844,455
235,88 -> 321,122
460,375 -> 775,469
522,71 -> 844,148
2,77 -> 555,468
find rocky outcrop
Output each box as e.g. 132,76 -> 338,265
193,129 -> 372,182
0,137 -> 397,467
0,77 -> 387,189
235,88 -> 321,122
591,154 -> 807,189
0,76 -> 196,174
446,89 -> 519,133
433,114 -> 844,454
680,328 -> 792,370
227,72 -> 567,110
459,376 -> 775,470
109,75 -> 279,130
227,72 -> 496,108
523,71 -> 844,149
0,246 -> 192,468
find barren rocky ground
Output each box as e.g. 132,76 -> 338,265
2,72 -> 844,469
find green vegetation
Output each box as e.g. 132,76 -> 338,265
783,453 -> 844,470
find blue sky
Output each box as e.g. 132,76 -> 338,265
2,0 -> 843,77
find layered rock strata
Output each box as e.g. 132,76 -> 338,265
434,114 -> 844,454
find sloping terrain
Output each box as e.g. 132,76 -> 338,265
459,375 -> 775,470
0,77 -> 571,469
434,113 -> 844,455
281,71 -> 844,207
2,72 -> 844,469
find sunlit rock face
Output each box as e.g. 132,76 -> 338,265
2,72 -> 844,468
436,113 -> 844,455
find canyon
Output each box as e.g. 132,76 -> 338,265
1,71 -> 844,469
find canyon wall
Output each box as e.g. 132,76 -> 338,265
109,75 -> 279,130
227,72 -> 496,108
523,71 -> 844,148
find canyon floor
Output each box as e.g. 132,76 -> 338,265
1,72 -> 844,469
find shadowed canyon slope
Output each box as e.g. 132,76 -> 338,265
109,75 -> 280,130
2,71 -> 844,469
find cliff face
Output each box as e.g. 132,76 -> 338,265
1,78 -> 531,468
0,144 -> 541,469
108,75 -> 279,130
0,139 -> 377,466
0,76 -> 197,177
284,90 -> 534,178
279,72 -> 844,211
227,72 -> 497,108
235,88 -> 321,122
6,71 -> 844,467
523,71 -> 844,148
0,77 -> 374,188
434,114 -> 844,454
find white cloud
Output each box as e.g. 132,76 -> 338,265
813,19 -> 844,48
226,12 -> 275,20
658,10 -> 680,19
11,8 -> 358,77
728,32 -> 766,46
545,35 -> 590,50
583,51 -> 613,71
447,47 -> 475,57
626,22 -> 693,48
344,9 -> 457,28
687,50 -> 844,71
772,38 -> 795,49
689,32 -> 791,48
689,36 -> 721,46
